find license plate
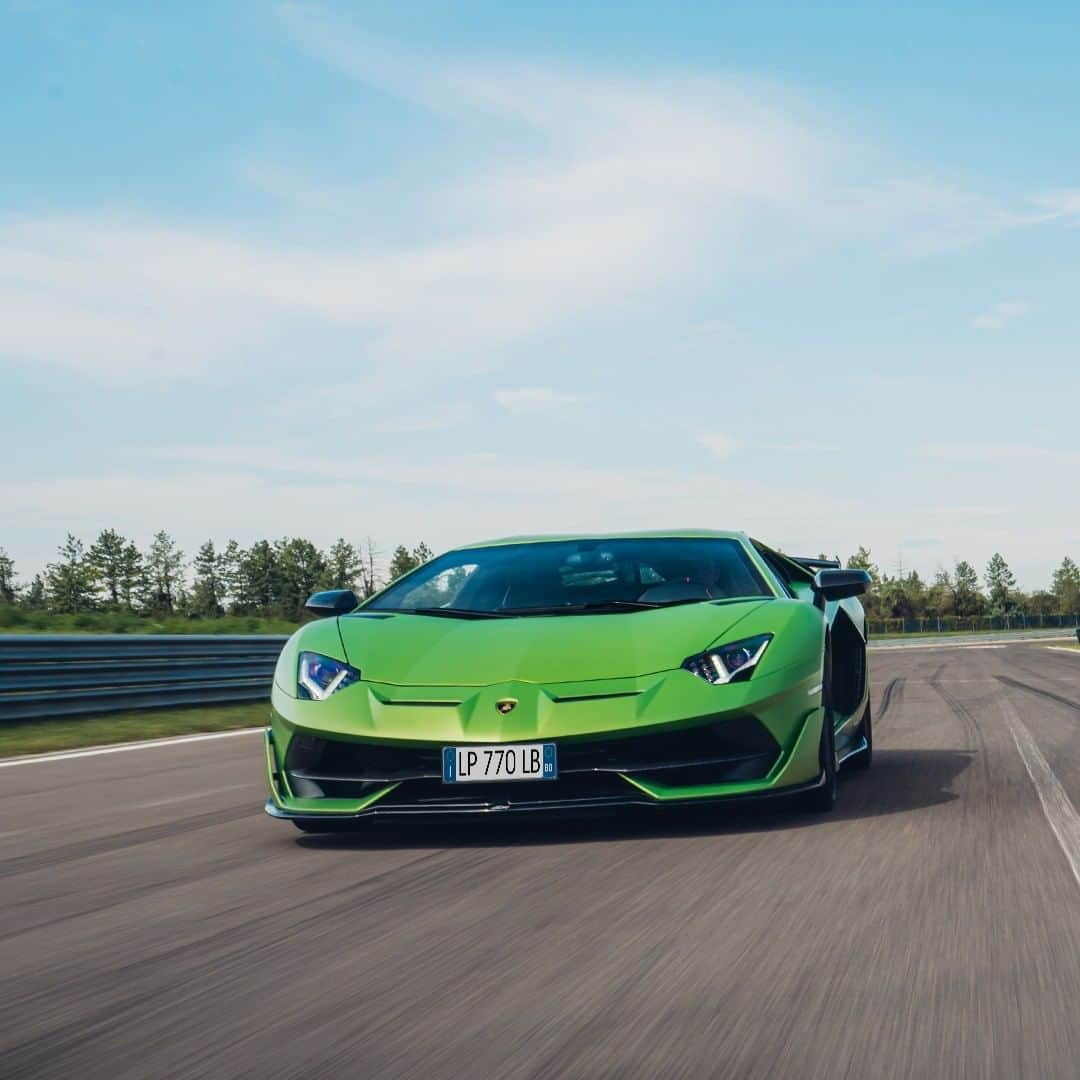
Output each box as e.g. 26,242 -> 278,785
442,743 -> 557,783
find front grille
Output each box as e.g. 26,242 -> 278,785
286,734 -> 440,782
284,714 -> 780,799
559,716 -> 777,773
377,773 -> 635,810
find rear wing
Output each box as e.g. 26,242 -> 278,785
788,556 -> 841,571
750,541 -> 841,591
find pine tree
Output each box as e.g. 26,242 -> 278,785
144,531 -> 185,614
240,540 -> 279,613
388,545 -> 418,582
23,574 -> 45,610
985,553 -> 1017,614
190,540 -> 224,617
218,540 -> 244,612
87,528 -> 128,609
0,548 -> 16,604
277,538 -> 328,618
45,535 -> 97,613
119,542 -> 145,611
846,546 -> 880,584
951,560 -> 983,617
387,541 -> 434,583
326,539 -> 362,591
1051,556 -> 1080,613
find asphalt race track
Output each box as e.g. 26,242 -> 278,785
4,643 -> 1080,1079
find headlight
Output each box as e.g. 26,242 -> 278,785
297,652 -> 360,700
683,634 -> 772,685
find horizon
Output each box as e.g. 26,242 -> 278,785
3,2 -> 1079,591
2,524 -> 1069,598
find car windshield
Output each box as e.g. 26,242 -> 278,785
365,537 -> 771,616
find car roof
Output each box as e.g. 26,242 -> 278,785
454,530 -> 750,551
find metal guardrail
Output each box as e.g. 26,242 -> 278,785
5,623 -> 1077,724
0,635 -> 288,722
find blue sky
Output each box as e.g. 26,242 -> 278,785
3,1 -> 1079,588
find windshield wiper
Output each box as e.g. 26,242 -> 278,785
498,600 -> 662,616
402,597 -> 715,619
649,596 -> 714,608
402,607 -> 514,620
504,597 -> 720,615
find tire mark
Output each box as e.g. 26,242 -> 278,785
877,677 -> 905,721
0,803 -> 257,879
995,675 -> 1080,715
925,676 -> 990,788
990,648 -> 1078,688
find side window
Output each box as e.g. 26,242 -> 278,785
752,545 -> 795,598
395,564 -> 478,608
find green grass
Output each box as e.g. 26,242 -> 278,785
0,702 -> 269,758
0,607 -> 300,635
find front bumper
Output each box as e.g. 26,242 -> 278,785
264,662 -> 827,822
265,772 -> 829,821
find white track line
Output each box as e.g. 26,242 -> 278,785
1002,699 -> 1080,891
0,727 -> 264,768
1046,647 -> 1080,656
869,641 -> 1010,652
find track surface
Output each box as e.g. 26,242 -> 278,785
4,644 -> 1080,1078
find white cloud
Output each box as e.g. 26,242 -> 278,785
698,433 -> 744,458
494,388 -> 579,414
371,403 -> 474,434
0,53 -> 824,386
698,433 -> 838,457
972,300 -> 1030,331
912,441 -> 1080,467
809,178 -> 1025,258
1029,189 -> 1080,223
2,18 -> 1058,389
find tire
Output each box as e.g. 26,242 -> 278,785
848,703 -> 873,771
802,710 -> 838,813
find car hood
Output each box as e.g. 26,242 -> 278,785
335,600 -> 770,686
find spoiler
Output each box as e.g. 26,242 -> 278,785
789,556 -> 842,571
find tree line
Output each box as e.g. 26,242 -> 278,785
0,534 -> 1078,624
843,548 -> 1080,620
0,532 -> 434,622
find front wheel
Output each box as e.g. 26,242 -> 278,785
801,711 -> 838,813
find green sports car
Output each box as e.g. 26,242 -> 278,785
264,531 -> 872,832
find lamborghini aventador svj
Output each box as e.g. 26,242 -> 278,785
263,532 -> 872,831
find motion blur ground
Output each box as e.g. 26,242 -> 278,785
3,643 -> 1080,1077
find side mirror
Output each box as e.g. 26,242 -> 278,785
814,568 -> 871,601
305,589 -> 360,617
